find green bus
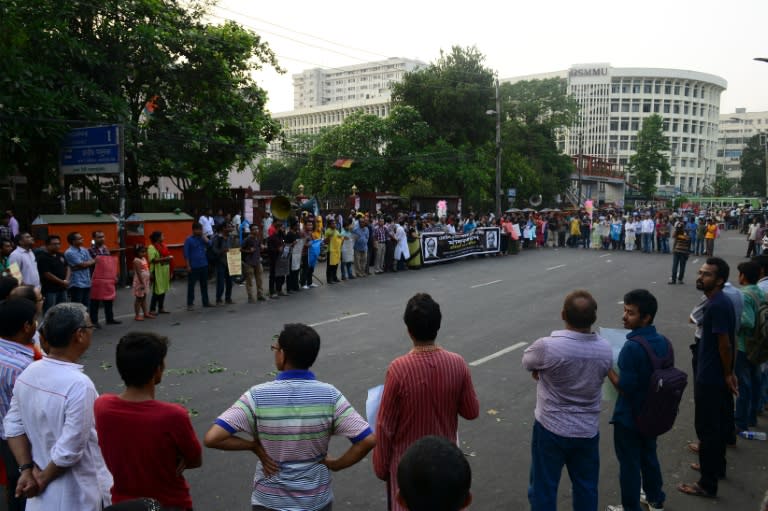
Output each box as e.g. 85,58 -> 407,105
688,197 -> 763,210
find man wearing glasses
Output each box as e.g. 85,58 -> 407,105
3,303 -> 113,510
205,323 -> 375,511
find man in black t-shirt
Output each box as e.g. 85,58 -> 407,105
679,257 -> 736,499
36,235 -> 70,313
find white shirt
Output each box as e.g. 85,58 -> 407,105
4,358 -> 112,511
198,215 -> 214,236
640,219 -> 655,234
748,223 -> 761,241
8,246 -> 39,288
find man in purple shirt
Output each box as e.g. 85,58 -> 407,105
522,289 -> 612,511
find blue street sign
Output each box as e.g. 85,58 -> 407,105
59,125 -> 120,175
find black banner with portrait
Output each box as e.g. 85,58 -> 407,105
420,227 -> 501,264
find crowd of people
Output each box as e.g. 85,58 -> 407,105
2,205 -> 768,510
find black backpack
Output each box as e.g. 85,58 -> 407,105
630,335 -> 688,437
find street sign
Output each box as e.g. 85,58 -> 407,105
59,125 -> 120,175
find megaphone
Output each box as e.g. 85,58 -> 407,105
271,196 -> 292,220
299,197 -> 320,217
529,194 -> 543,207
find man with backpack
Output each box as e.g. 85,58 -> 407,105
735,261 -> 765,433
606,289 -> 684,511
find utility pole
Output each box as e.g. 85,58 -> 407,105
578,132 -> 583,207
118,124 -> 128,286
494,78 -> 502,218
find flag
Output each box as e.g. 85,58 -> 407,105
333,159 -> 354,169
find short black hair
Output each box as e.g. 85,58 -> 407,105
116,332 -> 169,387
751,255 -> 768,278
0,276 -> 19,301
192,222 -> 202,230
623,289 -> 658,323
278,323 -> 320,369
397,436 -> 471,511
45,234 -> 61,244
0,297 -> 37,338
41,303 -> 90,348
10,285 -> 37,304
563,290 -> 598,329
149,231 -> 162,243
403,293 -> 442,342
738,261 -> 761,285
66,231 -> 80,244
706,257 -> 730,286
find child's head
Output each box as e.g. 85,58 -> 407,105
135,244 -> 147,257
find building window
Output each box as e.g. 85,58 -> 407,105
620,120 -> 629,130
631,120 -> 639,130
644,82 -> 652,93
611,83 -> 620,93
674,85 -> 681,95
611,103 -> 619,112
632,102 -> 640,112
643,102 -> 651,113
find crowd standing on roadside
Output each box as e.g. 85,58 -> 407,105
1,203 -> 768,510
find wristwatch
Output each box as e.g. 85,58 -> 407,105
18,463 -> 34,473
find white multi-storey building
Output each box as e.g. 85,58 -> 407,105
291,57 -> 424,110
504,63 -> 727,195
718,108 -> 768,180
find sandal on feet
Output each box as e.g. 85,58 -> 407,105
687,442 -> 700,454
134,316 -> 144,321
677,482 -> 715,498
690,462 -> 701,471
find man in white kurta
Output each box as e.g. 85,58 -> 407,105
394,221 -> 410,271
4,303 -> 112,511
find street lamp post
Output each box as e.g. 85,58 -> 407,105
485,79 -> 502,218
755,58 -> 768,198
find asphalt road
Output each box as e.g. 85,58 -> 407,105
84,232 -> 768,511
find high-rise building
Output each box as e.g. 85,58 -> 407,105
292,57 -> 425,110
718,108 -> 768,180
504,63 -> 727,195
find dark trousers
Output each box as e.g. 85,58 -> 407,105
69,286 -> 90,308
613,423 -> 665,511
528,420 -> 599,511
149,293 -> 166,312
287,269 -> 300,291
671,252 -> 688,282
300,253 -> 314,287
215,262 -> 232,301
694,383 -> 732,494
43,290 -> 68,314
268,260 -> 285,295
747,239 -> 758,257
186,267 -> 210,306
384,240 -> 395,271
1,439 -> 24,510
89,299 -> 115,324
735,350 -> 761,430
326,264 -> 338,283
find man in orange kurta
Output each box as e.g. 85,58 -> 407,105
373,293 -> 479,511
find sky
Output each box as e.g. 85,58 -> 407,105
211,0 -> 768,115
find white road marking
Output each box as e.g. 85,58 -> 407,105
309,312 -> 369,327
693,258 -> 700,264
470,279 -> 503,289
599,254 -> 610,258
617,301 -> 624,304
546,264 -> 566,271
469,342 -> 528,366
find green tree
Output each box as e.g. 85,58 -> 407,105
712,166 -> 736,196
740,135 -> 767,196
627,114 -> 671,198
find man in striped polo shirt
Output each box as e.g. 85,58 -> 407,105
205,323 -> 375,511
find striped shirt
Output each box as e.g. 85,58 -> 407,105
372,349 -> 479,511
0,338 -> 35,439
215,369 -> 371,511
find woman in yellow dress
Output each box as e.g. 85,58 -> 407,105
324,218 -> 346,284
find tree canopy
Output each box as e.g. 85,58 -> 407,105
0,0 -> 281,208
627,114 -> 671,198
740,134 -> 767,196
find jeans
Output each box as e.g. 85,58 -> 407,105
69,286 -> 90,308
735,350 -> 761,430
528,420 -> 599,511
340,261 -> 353,279
43,290 -> 68,314
186,266 -> 210,306
694,383 -> 733,495
671,252 -> 688,282
659,237 -> 669,253
642,232 -> 653,253
695,237 -> 705,255
215,261 -> 232,301
613,423 -> 665,511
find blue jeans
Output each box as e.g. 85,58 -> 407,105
641,233 -> 652,253
613,423 -> 665,511
187,266 -> 210,306
528,420 -> 599,511
659,237 -> 669,253
695,238 -> 705,255
69,286 -> 90,308
43,290 -> 68,314
735,350 -> 761,430
215,262 -> 232,301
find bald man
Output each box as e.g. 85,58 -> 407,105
522,290 -> 612,511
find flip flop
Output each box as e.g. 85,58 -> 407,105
690,462 -> 700,472
687,442 -> 700,454
677,482 -> 716,498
